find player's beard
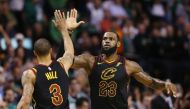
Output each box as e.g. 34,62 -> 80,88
101,45 -> 117,56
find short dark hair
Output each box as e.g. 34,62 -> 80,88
76,97 -> 89,107
34,38 -> 51,56
107,31 -> 120,41
115,32 -> 120,41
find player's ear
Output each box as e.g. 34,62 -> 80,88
117,41 -> 121,47
49,48 -> 53,54
33,51 -> 37,56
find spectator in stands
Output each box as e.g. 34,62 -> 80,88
3,87 -> 16,109
0,100 -> 7,109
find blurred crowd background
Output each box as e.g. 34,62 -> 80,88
0,0 -> 190,109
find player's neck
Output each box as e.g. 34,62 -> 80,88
104,53 -> 119,63
37,55 -> 52,66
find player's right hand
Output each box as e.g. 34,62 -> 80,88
66,8 -> 85,30
52,10 -> 67,31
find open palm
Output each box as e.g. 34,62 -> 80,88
66,9 -> 85,30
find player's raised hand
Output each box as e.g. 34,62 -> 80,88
66,8 -> 85,30
52,10 -> 67,31
165,81 -> 177,97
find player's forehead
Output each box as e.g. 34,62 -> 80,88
103,32 -> 117,39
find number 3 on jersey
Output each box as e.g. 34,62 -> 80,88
49,84 -> 63,106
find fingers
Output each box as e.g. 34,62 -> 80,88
67,11 -> 70,19
62,12 -> 66,20
66,8 -> 77,18
52,20 -> 57,26
57,10 -> 62,19
76,21 -> 85,27
71,9 -> 74,18
54,10 -> 66,21
73,8 -> 77,18
54,10 -> 59,21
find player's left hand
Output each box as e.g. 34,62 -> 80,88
66,8 -> 85,30
165,81 -> 177,97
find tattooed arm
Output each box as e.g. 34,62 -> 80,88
126,60 -> 177,97
17,70 -> 36,109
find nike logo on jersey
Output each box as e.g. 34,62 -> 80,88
97,62 -> 103,65
116,62 -> 122,67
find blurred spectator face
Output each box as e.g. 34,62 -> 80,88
0,68 -> 5,86
0,0 -> 8,13
12,65 -> 22,79
70,78 -> 81,93
125,20 -> 132,28
103,9 -> 111,19
115,0 -> 122,4
2,61 -> 9,71
155,0 -> 161,3
75,69 -> 88,89
167,25 -> 174,36
13,58 -> 23,67
7,45 -> 14,57
78,31 -> 91,50
177,16 -> 185,25
16,47 -> 25,59
26,27 -> 33,37
91,35 -> 100,47
34,22 -> 43,36
127,95 -> 133,108
111,18 -> 119,29
15,33 -> 24,47
0,72 -> 5,86
94,0 -> 101,8
152,28 -> 161,37
142,92 -> 152,109
134,87 -> 141,101
138,24 -> 146,34
185,24 -> 190,34
0,100 -> 7,109
4,88 -> 15,103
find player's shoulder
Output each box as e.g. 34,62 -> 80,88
22,69 -> 36,83
125,59 -> 139,67
125,59 -> 142,75
23,69 -> 36,76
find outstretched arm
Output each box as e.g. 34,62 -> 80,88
126,60 -> 177,97
17,70 -> 36,109
72,53 -> 95,75
56,9 -> 84,60
52,10 -> 74,73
